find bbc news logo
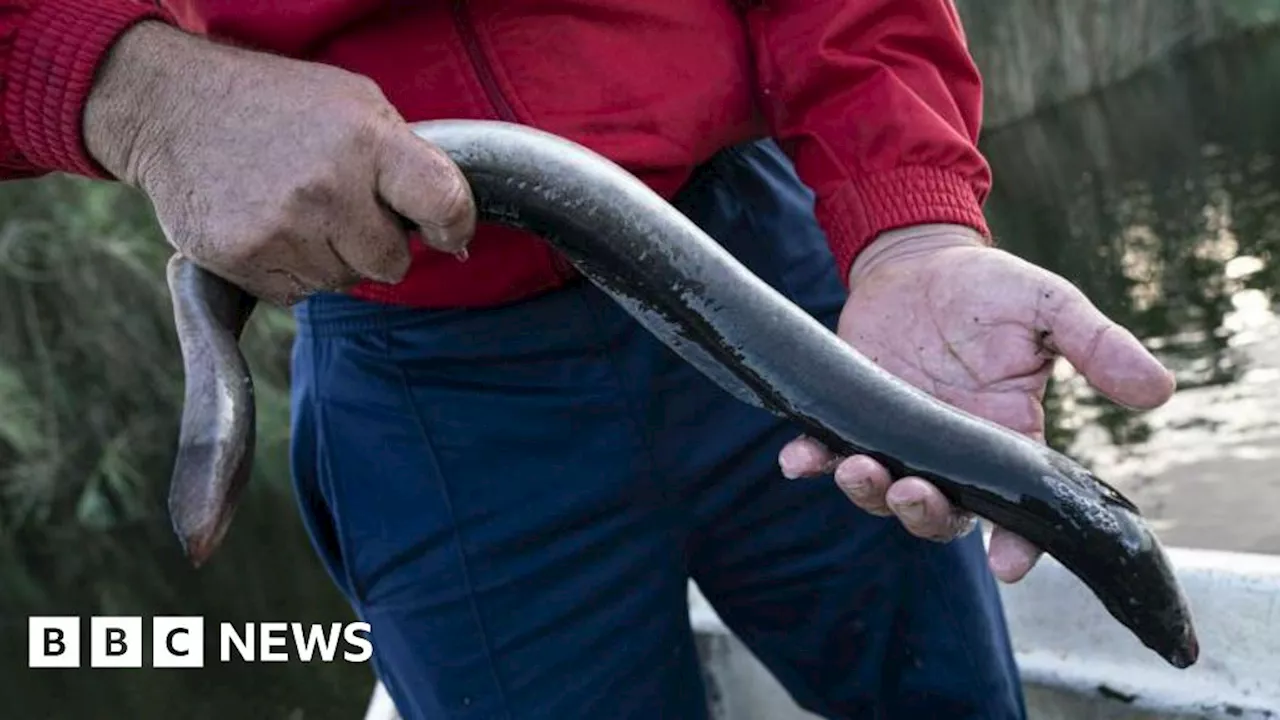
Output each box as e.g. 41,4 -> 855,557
28,616 -> 372,668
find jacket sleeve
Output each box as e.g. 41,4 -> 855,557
0,0 -> 174,181
744,0 -> 992,284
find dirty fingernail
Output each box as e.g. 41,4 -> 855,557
847,476 -> 870,497
779,450 -> 801,479
896,500 -> 925,525
779,443 -> 816,478
835,464 -> 869,496
991,553 -> 1023,582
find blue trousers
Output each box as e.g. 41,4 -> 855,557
290,141 -> 1025,720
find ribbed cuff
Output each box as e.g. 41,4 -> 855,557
819,166 -> 990,286
3,0 -> 173,177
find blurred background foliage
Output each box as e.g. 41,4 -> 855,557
0,179 -> 370,717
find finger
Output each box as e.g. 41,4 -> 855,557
376,129 -> 477,255
779,435 -> 839,478
326,200 -> 414,285
1042,283 -> 1175,410
988,525 -> 1042,583
213,261 -> 305,308
267,224 -> 366,295
202,238 -> 323,308
884,477 -> 970,541
833,456 -> 893,516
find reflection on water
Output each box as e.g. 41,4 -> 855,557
981,29 -> 1280,552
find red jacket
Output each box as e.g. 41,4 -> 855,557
0,0 -> 991,309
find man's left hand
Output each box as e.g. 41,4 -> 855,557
778,224 -> 1176,583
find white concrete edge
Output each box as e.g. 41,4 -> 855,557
692,543 -> 1280,719
995,545 -> 1280,718
364,680 -> 399,720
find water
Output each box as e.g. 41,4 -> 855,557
981,29 -> 1280,554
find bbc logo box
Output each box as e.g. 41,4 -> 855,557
28,617 -> 80,668
29,616 -> 204,668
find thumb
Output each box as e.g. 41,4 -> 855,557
1042,281 -> 1175,410
376,128 -> 477,254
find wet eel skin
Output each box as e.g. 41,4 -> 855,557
164,119 -> 1199,668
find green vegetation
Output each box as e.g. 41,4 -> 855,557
0,176 -> 369,719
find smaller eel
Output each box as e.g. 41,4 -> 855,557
166,255 -> 257,567
165,120 -> 1198,668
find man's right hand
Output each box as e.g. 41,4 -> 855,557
83,21 -> 476,306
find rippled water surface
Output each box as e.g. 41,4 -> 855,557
983,30 -> 1280,553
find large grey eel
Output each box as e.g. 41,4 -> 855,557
164,120 -> 1199,668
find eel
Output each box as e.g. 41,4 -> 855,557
164,119 -> 1199,669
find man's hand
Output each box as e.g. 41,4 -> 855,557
779,224 -> 1176,583
83,22 -> 476,306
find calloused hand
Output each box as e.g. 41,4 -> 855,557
780,224 -> 1176,583
83,21 -> 476,307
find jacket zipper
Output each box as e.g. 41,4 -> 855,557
452,0 -> 519,122
451,0 -> 576,279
